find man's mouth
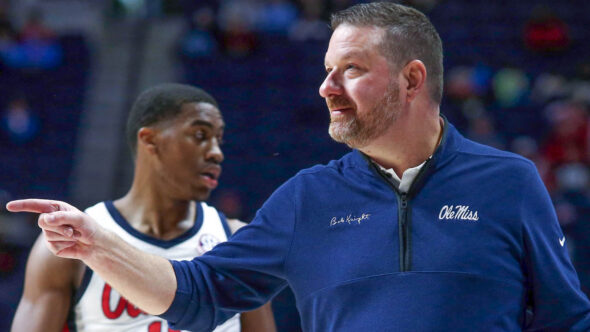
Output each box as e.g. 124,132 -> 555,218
327,95 -> 354,115
330,107 -> 353,114
329,107 -> 354,120
200,166 -> 221,189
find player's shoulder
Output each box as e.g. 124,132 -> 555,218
226,218 -> 247,234
83,201 -> 120,231
197,200 -> 222,219
196,201 -> 230,225
84,201 -> 109,216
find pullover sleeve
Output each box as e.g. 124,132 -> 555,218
521,165 -> 590,331
159,180 -> 297,331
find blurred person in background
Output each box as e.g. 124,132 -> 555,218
10,84 -> 276,332
179,6 -> 221,60
0,6 -> 17,68
218,0 -> 259,59
509,135 -> 553,190
0,6 -> 16,45
256,0 -> 298,36
524,5 -> 570,54
288,0 -> 330,42
541,100 -> 589,167
20,8 -> 55,41
465,113 -> 505,150
1,97 -> 40,145
0,7 -> 62,70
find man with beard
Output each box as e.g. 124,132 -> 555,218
10,83 -> 275,331
7,3 -> 590,331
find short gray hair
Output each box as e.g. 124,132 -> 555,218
331,2 -> 443,104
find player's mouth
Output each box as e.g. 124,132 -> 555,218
200,166 -> 221,189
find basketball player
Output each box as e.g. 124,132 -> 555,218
10,83 -> 276,331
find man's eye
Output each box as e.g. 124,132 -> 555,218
346,64 -> 358,71
195,130 -> 206,140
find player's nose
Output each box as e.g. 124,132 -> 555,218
206,138 -> 224,164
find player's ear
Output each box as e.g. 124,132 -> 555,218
137,127 -> 158,155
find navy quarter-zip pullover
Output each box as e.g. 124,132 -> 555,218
161,119 -> 590,331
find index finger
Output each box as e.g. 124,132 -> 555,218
6,199 -> 75,214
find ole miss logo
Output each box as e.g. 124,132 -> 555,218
101,283 -> 179,331
102,284 -> 144,319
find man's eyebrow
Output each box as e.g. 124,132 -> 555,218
190,119 -> 213,128
325,51 -> 367,67
190,119 -> 225,131
341,51 -> 367,61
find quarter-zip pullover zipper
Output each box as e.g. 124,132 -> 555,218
363,118 -> 446,272
369,158 -> 434,272
398,193 -> 410,271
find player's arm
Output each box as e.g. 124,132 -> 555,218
227,219 -> 277,332
240,302 -> 276,332
6,199 -> 177,316
11,233 -> 82,332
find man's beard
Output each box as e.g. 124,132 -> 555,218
328,83 -> 400,149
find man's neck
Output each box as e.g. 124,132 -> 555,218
361,113 -> 443,178
114,185 -> 194,240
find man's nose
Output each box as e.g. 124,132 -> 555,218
206,138 -> 224,164
319,70 -> 342,98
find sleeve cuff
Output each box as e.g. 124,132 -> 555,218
158,260 -> 195,323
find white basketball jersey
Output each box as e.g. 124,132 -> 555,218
65,201 -> 240,332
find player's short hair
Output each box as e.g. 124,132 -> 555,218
126,83 -> 218,157
331,2 -> 443,104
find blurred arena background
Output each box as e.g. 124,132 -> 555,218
0,0 -> 589,330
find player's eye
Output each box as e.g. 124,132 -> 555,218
195,130 -> 206,140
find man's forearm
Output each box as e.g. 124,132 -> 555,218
84,230 -> 177,315
6,199 -> 179,315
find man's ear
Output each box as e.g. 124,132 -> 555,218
402,60 -> 427,103
137,127 -> 158,155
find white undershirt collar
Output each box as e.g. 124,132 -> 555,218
374,117 -> 444,193
376,159 -> 428,193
